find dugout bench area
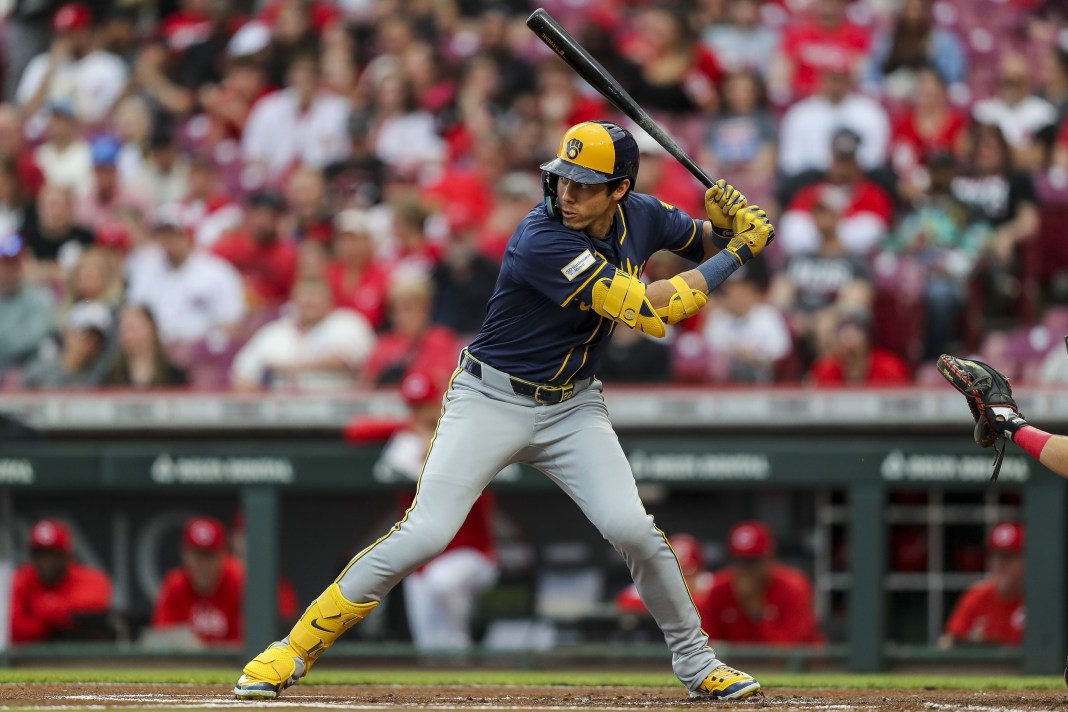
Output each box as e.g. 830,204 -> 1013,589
0,387 -> 1066,674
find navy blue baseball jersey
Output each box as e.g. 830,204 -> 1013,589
468,192 -> 706,383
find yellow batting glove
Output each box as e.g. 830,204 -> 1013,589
724,204 -> 775,266
704,178 -> 747,245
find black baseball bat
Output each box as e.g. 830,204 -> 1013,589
526,7 -> 716,189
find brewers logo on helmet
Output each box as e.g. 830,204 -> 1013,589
541,121 -> 639,217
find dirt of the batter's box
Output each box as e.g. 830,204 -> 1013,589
0,683 -> 1066,711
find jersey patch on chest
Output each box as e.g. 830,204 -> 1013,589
561,249 -> 596,281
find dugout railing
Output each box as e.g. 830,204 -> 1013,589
0,387 -> 1065,674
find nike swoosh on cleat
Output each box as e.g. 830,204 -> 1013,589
310,618 -> 331,632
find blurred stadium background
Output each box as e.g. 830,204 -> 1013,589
2,0 -> 1068,680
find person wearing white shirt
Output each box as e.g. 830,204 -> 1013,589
778,65 -> 890,177
972,53 -> 1057,169
230,276 -> 375,391
33,105 -> 93,192
125,214 -> 247,349
242,54 -> 352,183
704,270 -> 791,383
15,3 -> 128,140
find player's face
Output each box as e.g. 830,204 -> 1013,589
31,550 -> 69,586
556,177 -> 627,237
182,547 -> 225,595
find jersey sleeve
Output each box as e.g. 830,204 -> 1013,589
944,585 -> 983,640
638,193 -> 705,263
513,224 -> 613,309
151,570 -> 188,628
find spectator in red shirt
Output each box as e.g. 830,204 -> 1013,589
325,209 -> 391,329
152,516 -> 244,645
9,519 -> 112,643
616,533 -> 714,615
213,191 -> 298,311
809,308 -> 911,385
771,0 -> 871,103
889,67 -> 968,200
362,268 -> 459,386
700,521 -> 823,645
941,522 -> 1025,647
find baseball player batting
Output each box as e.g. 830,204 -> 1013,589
234,120 -> 774,701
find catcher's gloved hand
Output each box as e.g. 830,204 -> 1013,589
937,354 -> 1028,481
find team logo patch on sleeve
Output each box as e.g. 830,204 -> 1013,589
561,249 -> 596,281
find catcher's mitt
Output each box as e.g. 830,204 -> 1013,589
937,355 -> 1021,481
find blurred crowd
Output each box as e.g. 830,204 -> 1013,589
3,0 -> 1068,390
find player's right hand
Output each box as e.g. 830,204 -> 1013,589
704,179 -> 747,236
725,204 -> 775,265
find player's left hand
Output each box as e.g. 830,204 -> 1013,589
704,179 -> 747,237
724,204 -> 775,265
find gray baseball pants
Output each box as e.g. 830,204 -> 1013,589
335,355 -> 720,690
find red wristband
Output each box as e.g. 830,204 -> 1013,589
1014,426 -> 1052,461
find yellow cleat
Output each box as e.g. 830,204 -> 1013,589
689,664 -> 762,700
233,584 -> 378,700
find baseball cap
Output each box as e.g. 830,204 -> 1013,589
669,533 -> 705,574
400,368 -> 442,407
728,521 -> 775,558
48,98 -> 77,120
67,300 -> 112,335
334,208 -> 369,235
988,521 -> 1024,553
182,516 -> 227,552
153,203 -> 188,232
95,224 -> 130,251
247,190 -> 286,212
0,233 -> 24,260
227,20 -> 271,58
90,134 -> 122,167
53,3 -> 92,32
30,519 -> 73,553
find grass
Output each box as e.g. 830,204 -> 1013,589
0,668 -> 1063,690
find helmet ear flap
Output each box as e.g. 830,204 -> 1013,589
541,170 -> 560,219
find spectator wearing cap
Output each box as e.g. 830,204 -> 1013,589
326,209 -> 391,329
769,0 -> 871,104
808,308 -> 910,385
125,208 -> 246,352
323,108 -> 387,210
21,184 -> 94,289
778,61 -> 889,179
372,368 -> 498,650
9,519 -> 113,643
362,268 -> 460,386
152,516 -> 244,644
0,234 -> 56,377
241,53 -> 352,183
21,299 -> 115,388
778,129 -> 895,257
230,275 -> 375,391
72,135 -> 155,232
940,522 -> 1025,648
699,522 -> 823,645
108,303 -> 189,388
213,191 -> 298,310
616,533 -> 714,614
33,102 -> 93,192
16,3 -> 128,140
702,263 -> 792,383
